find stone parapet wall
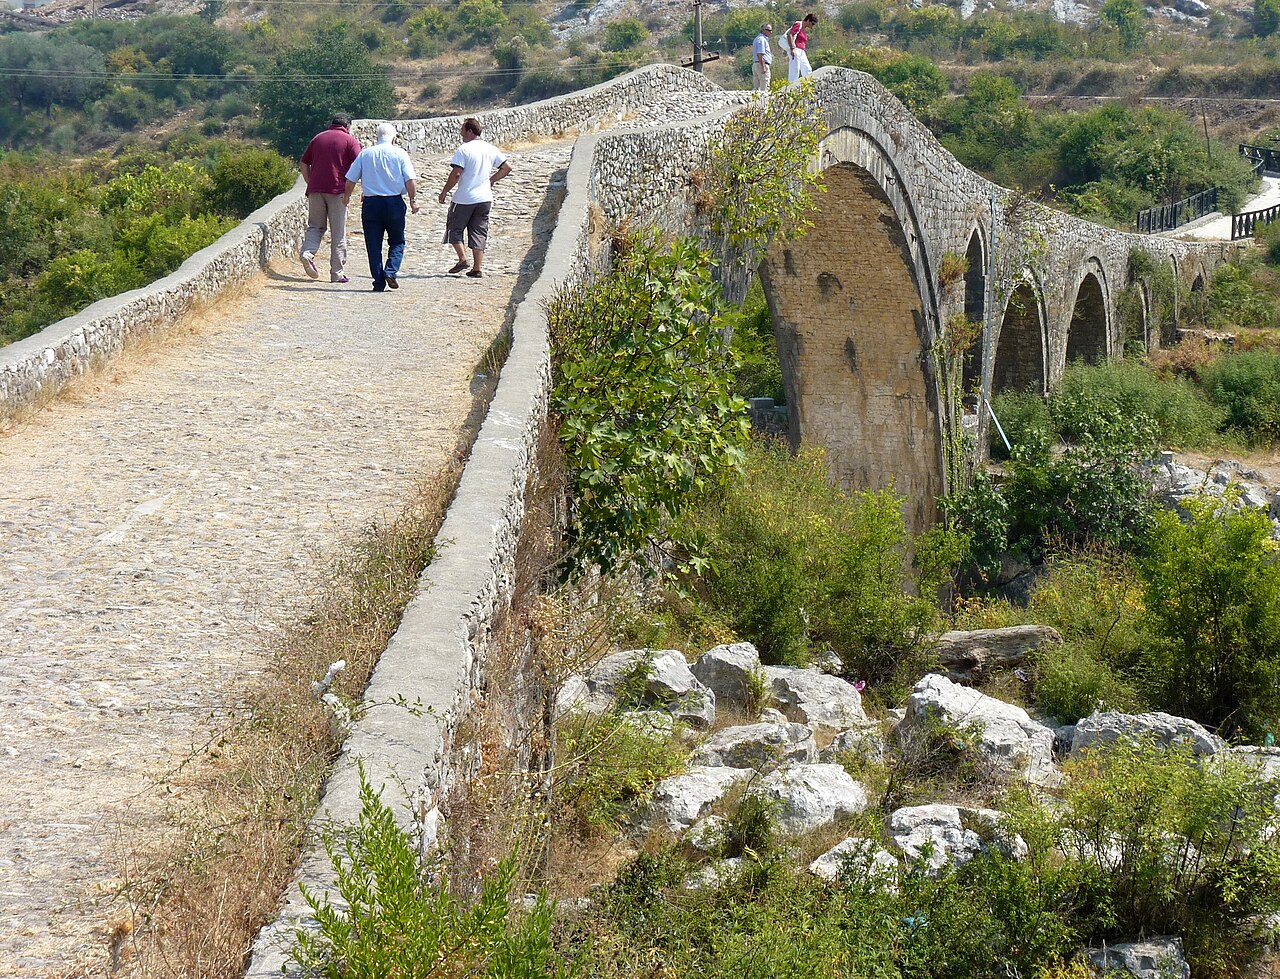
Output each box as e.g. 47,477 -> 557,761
350,63 -> 721,152
0,186 -> 308,426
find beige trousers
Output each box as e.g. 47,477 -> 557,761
302,193 -> 348,279
752,60 -> 771,92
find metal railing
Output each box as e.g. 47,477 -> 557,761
1135,186 -> 1218,234
1240,143 -> 1280,176
1231,202 -> 1280,240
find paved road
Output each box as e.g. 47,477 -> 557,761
0,139 -> 572,978
1176,175 -> 1280,241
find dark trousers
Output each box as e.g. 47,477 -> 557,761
361,195 -> 406,291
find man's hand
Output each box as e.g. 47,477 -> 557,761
411,200 -> 421,214
438,191 -> 447,204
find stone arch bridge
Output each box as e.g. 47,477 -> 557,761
584,67 -> 1234,532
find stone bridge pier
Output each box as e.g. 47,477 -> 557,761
758,69 -> 1232,532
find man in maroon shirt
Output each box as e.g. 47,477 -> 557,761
299,113 -> 362,283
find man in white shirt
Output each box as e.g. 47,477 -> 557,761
752,23 -> 773,92
437,117 -> 513,279
344,122 -> 420,292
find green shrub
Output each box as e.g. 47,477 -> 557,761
548,231 -> 748,574
555,711 -> 689,832
1202,350 -> 1280,443
1256,218 -> 1280,265
36,248 -> 144,312
602,18 -> 649,51
674,441 -> 963,688
1049,358 -> 1223,448
1204,260 -> 1279,330
1138,495 -> 1280,738
730,278 -> 784,402
293,769 -> 576,978
206,144 -> 295,218
1004,409 -> 1157,557
1060,740 -> 1280,973
1034,640 -> 1142,723
941,469 -> 1010,582
116,211 -> 235,277
990,389 -> 1052,458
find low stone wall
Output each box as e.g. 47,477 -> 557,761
0,186 -> 308,426
350,63 -> 720,152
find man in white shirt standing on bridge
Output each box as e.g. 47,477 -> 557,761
344,122 -> 420,292
438,117 -> 513,279
752,23 -> 773,92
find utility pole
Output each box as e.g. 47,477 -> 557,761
683,0 -> 719,73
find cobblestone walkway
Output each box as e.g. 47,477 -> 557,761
0,139 -> 572,978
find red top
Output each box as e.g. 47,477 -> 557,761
787,22 -> 809,50
300,126 -> 362,195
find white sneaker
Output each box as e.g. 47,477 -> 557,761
301,252 -> 319,279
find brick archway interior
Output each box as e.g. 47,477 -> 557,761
1066,270 -> 1107,365
993,281 -> 1044,395
760,163 -> 942,532
961,232 -> 986,393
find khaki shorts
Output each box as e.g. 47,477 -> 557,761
445,201 -> 492,251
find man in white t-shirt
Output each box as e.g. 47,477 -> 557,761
751,23 -> 773,92
437,117 -> 513,279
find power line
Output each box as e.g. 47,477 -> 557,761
0,57 -> 668,82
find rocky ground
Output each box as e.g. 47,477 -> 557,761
559,633 -> 1280,979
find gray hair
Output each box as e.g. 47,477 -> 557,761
762,22 -> 772,30
375,122 -> 397,143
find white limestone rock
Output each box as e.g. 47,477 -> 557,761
888,804 -> 1027,874
691,642 -> 761,712
901,674 -> 1058,784
933,625 -> 1061,682
1085,936 -> 1190,979
763,666 -> 868,735
684,857 -> 746,890
1070,710 -> 1225,758
747,763 -> 869,835
692,722 -> 818,771
808,837 -> 899,884
582,648 -> 716,730
759,707 -> 789,725
684,814 -> 730,855
820,723 -> 887,765
642,766 -> 752,834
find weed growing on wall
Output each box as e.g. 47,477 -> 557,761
699,78 -> 825,303
548,230 -> 749,575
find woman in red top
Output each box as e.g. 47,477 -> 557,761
785,13 -> 818,83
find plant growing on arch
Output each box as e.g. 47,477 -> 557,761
548,231 -> 749,575
697,78 -> 826,304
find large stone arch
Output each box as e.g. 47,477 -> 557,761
1065,265 -> 1109,365
961,228 -> 987,394
993,277 -> 1046,395
760,156 -> 943,533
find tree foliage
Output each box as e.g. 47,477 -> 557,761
256,25 -> 394,156
699,78 -> 825,302
1139,496 -> 1280,738
548,232 -> 749,575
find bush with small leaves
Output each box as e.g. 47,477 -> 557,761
293,768 -> 578,978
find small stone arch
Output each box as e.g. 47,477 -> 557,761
993,277 -> 1046,395
1065,267 -> 1109,365
961,228 -> 986,394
